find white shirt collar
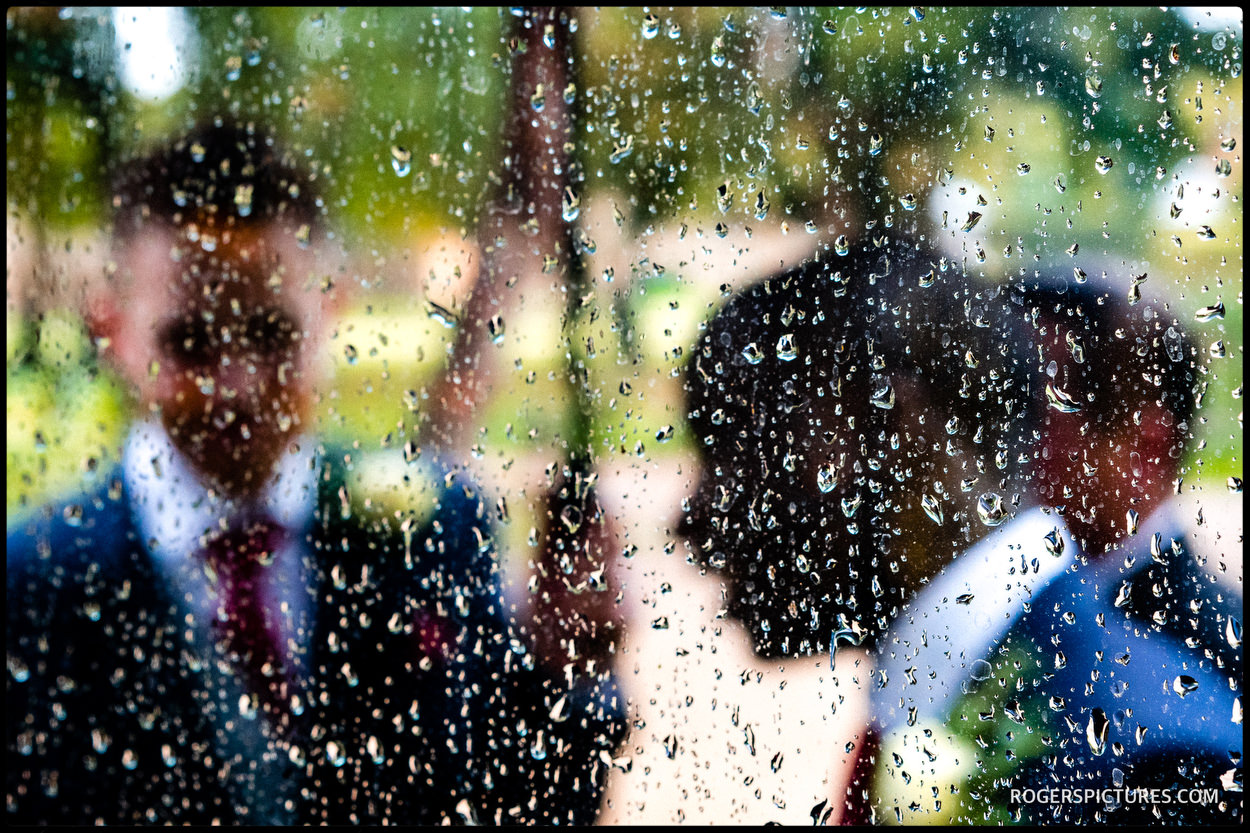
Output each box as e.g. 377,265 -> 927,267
871,501 -> 1194,732
122,418 -> 317,566
872,505 -> 1075,732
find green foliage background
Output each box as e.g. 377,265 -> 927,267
7,7 -> 1242,516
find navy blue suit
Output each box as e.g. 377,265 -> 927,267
7,450 -> 623,824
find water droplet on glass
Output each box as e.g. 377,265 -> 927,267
976,493 -> 1007,527
641,12 -> 660,39
482,314 -> 504,345
1195,302 -> 1226,322
1126,508 -> 1139,536
868,133 -> 884,156
1227,617 -> 1243,649
961,211 -> 983,232
834,234 -> 850,256
559,504 -> 582,534
1086,708 -> 1109,756
710,35 -> 726,67
870,377 -> 895,410
1045,382 -> 1082,413
900,193 -> 918,211
1120,577 -> 1140,610
1172,675 -> 1198,697
561,186 -> 581,222
970,659 -> 992,681
427,301 -> 460,328
776,333 -> 798,361
655,425 -> 674,443
817,462 -> 838,494
754,190 -> 770,220
1084,74 -> 1103,98
1095,155 -> 1114,174
921,494 -> 944,525
1044,527 -> 1065,556
390,145 -> 412,177
822,19 -> 838,35
1016,163 -> 1031,175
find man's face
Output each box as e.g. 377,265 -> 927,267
111,219 -> 325,498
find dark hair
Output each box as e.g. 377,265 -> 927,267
110,119 -> 321,241
681,238 -> 1029,656
1006,277 -> 1198,437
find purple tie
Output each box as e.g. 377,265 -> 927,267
201,514 -> 296,736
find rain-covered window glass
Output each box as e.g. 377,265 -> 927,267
7,7 -> 1242,825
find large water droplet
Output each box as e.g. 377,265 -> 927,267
1044,527 -> 1065,556
391,145 -> 412,177
1195,302 -> 1226,322
829,619 -> 865,671
1086,708 -> 1109,756
641,12 -> 660,39
817,462 -> 838,494
710,35 -> 726,67
488,314 -> 505,344
1171,675 -> 1198,698
870,377 -> 895,410
976,492 -> 1007,527
427,301 -> 460,328
921,494 -> 944,525
561,186 -> 581,222
559,504 -> 582,533
1045,382 -> 1082,413
776,333 -> 798,361
754,190 -> 770,220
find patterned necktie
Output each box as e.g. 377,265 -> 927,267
202,514 -> 297,737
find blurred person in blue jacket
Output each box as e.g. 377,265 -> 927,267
6,119 -> 622,824
867,276 -> 1242,824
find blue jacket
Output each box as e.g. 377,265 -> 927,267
7,451 -> 624,824
868,507 -> 1242,824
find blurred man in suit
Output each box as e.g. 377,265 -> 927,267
868,277 -> 1241,823
7,120 -> 621,824
681,241 -> 1240,823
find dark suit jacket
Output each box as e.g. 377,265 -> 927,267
7,447 -> 623,824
